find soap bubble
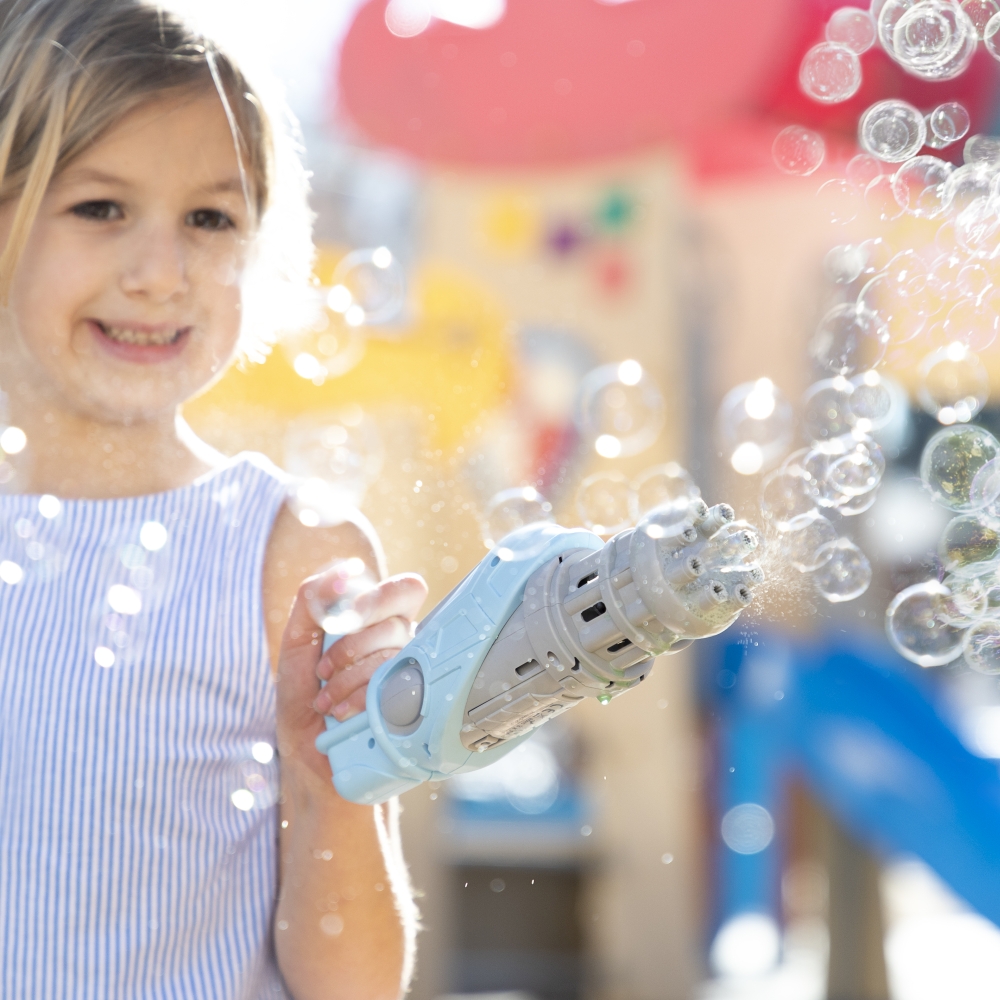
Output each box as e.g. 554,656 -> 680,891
891,156 -> 954,218
800,42 -> 862,103
816,178 -> 862,226
848,371 -> 893,427
885,245 -> 930,288
857,274 -> 926,345
782,512 -> 839,571
964,134 -> 1000,166
630,463 -> 700,520
828,437 -> 886,496
810,304 -> 889,376
576,472 -> 633,535
927,102 -> 971,146
865,237 -> 898,276
314,323 -> 367,377
926,252 -> 965,295
285,411 -> 383,508
956,263 -> 992,299
942,299 -> 999,353
859,100 -> 926,162
827,6 -> 877,51
917,344 -> 989,424
812,538 -> 872,602
986,9 -> 1000,55
880,0 -> 976,80
328,247 -> 406,326
938,513 -> 1000,573
802,377 -> 856,443
962,0 -> 999,37
716,378 -> 793,474
801,446 -> 853,509
576,361 -> 666,458
760,469 -> 818,529
940,573 -> 988,624
847,153 -> 884,189
304,557 -> 378,636
955,198 -> 1000,254
942,164 -> 995,216
969,457 -> 1000,510
877,0 -> 913,54
886,580 -> 967,666
865,175 -> 906,221
772,126 -> 826,175
824,244 -> 868,284
963,617 -> 1000,673
482,487 -> 554,548
721,803 -> 775,855
836,486 -> 881,516
897,1 -> 977,80
892,1 -> 964,70
921,425 -> 1000,510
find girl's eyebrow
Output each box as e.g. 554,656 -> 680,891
57,165 -> 134,188
55,168 -> 244,196
196,178 -> 245,195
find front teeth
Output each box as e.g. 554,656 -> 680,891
102,325 -> 182,346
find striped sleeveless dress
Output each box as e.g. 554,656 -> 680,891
0,454 -> 291,999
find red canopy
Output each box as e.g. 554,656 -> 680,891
337,0 -> 803,168
336,0 -> 1000,175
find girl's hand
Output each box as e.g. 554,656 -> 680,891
275,570 -> 428,786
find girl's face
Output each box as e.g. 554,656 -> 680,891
0,89 -> 255,424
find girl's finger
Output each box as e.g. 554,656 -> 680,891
317,616 -> 412,680
351,574 -> 428,629
325,684 -> 368,723
313,647 -> 399,716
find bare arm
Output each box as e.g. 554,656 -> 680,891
263,505 -> 427,1000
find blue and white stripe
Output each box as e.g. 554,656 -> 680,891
0,454 -> 290,998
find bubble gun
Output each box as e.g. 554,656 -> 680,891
315,498 -> 763,804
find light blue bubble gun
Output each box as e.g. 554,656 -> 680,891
315,499 -> 763,804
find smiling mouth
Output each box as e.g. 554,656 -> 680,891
96,322 -> 188,347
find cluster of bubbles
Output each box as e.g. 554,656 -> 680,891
815,233 -> 997,426
715,374 -> 885,604
283,247 -> 407,385
886,426 -> 1000,672
792,0 -> 993,128
774,1 -> 1000,656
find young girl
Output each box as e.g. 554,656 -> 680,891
0,2 -> 427,997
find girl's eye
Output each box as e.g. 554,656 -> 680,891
71,200 -> 123,222
187,208 -> 235,232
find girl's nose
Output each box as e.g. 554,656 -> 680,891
119,223 -> 189,303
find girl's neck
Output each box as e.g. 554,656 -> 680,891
4,401 -> 221,500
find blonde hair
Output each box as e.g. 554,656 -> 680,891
0,0 -> 314,353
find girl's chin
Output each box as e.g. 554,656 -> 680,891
85,319 -> 192,365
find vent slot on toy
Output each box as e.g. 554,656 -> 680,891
580,601 -> 607,623
515,659 -> 542,677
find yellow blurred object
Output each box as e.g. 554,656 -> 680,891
184,258 -> 513,453
479,191 -> 540,256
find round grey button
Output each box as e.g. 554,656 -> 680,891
380,659 -> 424,731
